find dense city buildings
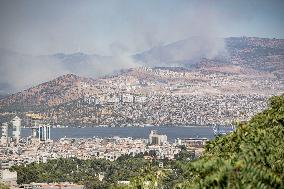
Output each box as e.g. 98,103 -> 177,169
0,117 -> 205,183
43,93 -> 267,126
0,119 -> 210,188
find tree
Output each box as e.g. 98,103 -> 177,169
0,183 -> 9,189
175,95 -> 284,188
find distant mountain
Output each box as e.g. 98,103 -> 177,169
134,37 -> 284,73
1,36 -> 284,126
50,52 -> 113,75
50,37 -> 283,72
134,37 -> 227,67
0,50 -> 135,95
0,36 -> 283,96
0,67 -> 283,126
0,49 -> 69,95
0,74 -> 95,110
225,37 -> 284,78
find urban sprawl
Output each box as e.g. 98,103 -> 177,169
0,116 -> 208,188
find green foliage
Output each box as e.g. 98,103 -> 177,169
174,147 -> 195,161
175,95 -> 284,188
10,157 -> 158,188
0,183 -> 9,189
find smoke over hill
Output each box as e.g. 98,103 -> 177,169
0,36 -> 284,95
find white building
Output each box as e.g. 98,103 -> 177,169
11,116 -> 21,144
149,130 -> 167,145
1,122 -> 9,146
107,95 -> 120,103
121,94 -> 134,103
0,169 -> 17,182
38,124 -> 51,142
135,96 -> 147,103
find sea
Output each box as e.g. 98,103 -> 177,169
21,126 -> 233,141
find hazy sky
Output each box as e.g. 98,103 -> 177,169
0,0 -> 283,55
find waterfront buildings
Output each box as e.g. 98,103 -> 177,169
0,116 -> 208,170
24,113 -> 53,143
26,113 -> 43,139
0,129 -> 192,167
0,126 -> 209,189
149,130 -> 167,145
177,138 -> 209,148
26,113 -> 45,127
0,116 -> 22,146
11,116 -> 21,144
19,182 -> 84,189
38,125 -> 51,142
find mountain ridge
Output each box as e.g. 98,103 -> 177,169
0,36 -> 283,125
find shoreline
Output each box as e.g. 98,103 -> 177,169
23,124 -> 231,129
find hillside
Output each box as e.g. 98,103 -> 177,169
0,74 -> 96,109
0,66 -> 279,126
0,37 -> 284,95
134,37 -> 284,72
0,37 -> 283,126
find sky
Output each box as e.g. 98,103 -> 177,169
0,0 -> 283,55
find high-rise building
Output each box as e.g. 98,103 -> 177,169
0,123 -> 9,146
11,116 -> 21,144
149,130 -> 167,145
38,124 -> 51,142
